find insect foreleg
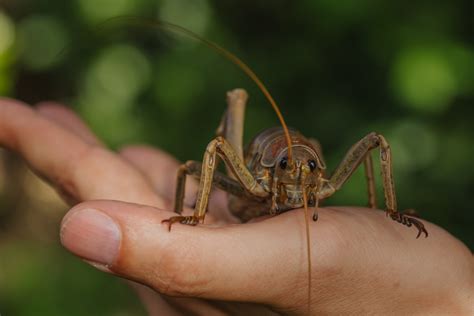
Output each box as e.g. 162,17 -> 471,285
163,137 -> 269,228
318,132 -> 428,238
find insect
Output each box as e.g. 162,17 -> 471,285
113,19 -> 428,313
163,85 -> 428,313
165,101 -> 427,237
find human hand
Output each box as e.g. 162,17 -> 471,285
0,98 -> 472,315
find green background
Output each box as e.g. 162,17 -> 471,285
0,0 -> 472,315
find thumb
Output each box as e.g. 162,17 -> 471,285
59,200 -> 308,306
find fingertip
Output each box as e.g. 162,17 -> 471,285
62,200 -> 202,295
60,207 -> 122,266
61,200 -> 301,305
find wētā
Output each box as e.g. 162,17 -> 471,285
162,88 -> 428,314
118,19 -> 429,313
167,99 -> 427,237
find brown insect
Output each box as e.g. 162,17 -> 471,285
126,20 -> 428,313
166,98 -> 427,238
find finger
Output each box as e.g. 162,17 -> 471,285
35,101 -> 102,145
0,98 -> 165,208
120,145 -> 195,204
120,145 -> 235,223
127,282 -> 182,316
59,200 -> 312,308
61,201 -> 462,314
61,199 -> 472,314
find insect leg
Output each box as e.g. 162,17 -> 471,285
318,133 -> 427,238
173,163 -> 188,214
173,161 -> 238,214
163,137 -> 269,228
363,153 -> 377,208
216,89 -> 247,173
175,160 -> 253,214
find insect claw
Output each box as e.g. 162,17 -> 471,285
386,210 -> 428,238
404,213 -> 428,238
161,215 -> 201,231
415,222 -> 429,239
161,217 -> 180,231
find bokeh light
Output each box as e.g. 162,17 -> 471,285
0,11 -> 15,95
391,46 -> 458,114
86,44 -> 151,101
387,120 -> 438,172
17,15 -> 67,71
445,45 -> 474,95
434,131 -> 473,185
0,11 -> 15,56
78,44 -> 151,146
158,0 -> 211,35
0,72 -> 12,96
153,53 -> 204,114
76,0 -> 137,24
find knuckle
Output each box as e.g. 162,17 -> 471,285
55,145 -> 105,197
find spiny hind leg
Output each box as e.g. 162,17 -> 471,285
319,133 -> 428,238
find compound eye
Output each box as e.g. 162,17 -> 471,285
279,157 -> 288,170
308,159 -> 317,171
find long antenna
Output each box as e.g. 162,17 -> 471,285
100,17 -> 294,164
302,188 -> 312,314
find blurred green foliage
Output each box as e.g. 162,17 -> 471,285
0,0 -> 473,314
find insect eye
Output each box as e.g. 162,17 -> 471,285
279,157 -> 288,169
308,160 -> 317,171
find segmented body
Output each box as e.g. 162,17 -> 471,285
229,127 -> 325,221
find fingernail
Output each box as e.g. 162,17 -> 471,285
60,208 -> 121,265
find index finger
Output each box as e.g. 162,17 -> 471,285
0,98 -> 165,208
